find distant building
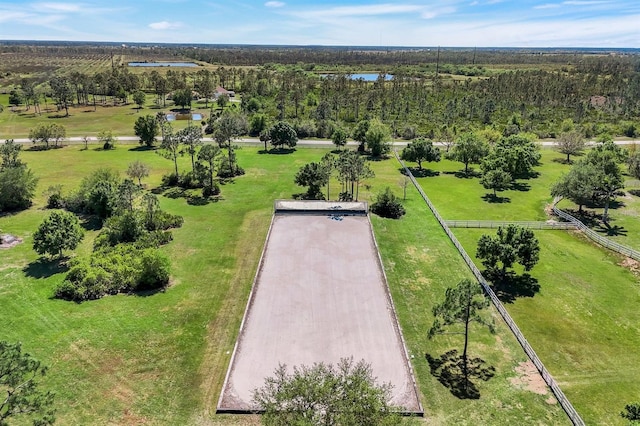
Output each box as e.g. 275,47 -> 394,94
214,86 -> 235,99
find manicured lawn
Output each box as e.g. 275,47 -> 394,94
0,145 -> 566,424
370,163 -> 566,425
0,97 -> 224,139
452,228 -> 640,425
409,148 -> 570,221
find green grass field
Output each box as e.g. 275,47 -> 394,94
0,145 -> 570,425
403,147 -> 640,425
0,94 -> 234,139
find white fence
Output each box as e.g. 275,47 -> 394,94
397,153 -> 585,426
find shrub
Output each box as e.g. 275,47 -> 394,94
161,172 -> 180,187
178,171 -> 200,189
137,249 -> 171,290
370,187 -> 406,219
44,185 -> 65,209
55,246 -> 171,301
0,166 -> 38,212
202,184 -> 220,197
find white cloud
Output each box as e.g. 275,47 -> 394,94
149,21 -> 183,30
34,2 -> 82,12
534,3 -> 561,9
288,3 -> 460,23
563,0 -> 610,4
265,1 -> 285,7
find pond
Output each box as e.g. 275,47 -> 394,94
166,113 -> 203,121
128,62 -> 198,67
320,73 -> 393,81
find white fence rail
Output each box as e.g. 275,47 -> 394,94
397,153 -> 584,426
552,197 -> 640,261
445,220 -> 576,230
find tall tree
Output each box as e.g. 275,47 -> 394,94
29,123 -> 66,149
176,125 -> 203,173
365,119 -> 390,157
428,279 -> 494,395
132,90 -> 146,110
33,211 -> 84,258
331,127 -> 348,150
294,162 -> 330,199
476,225 -> 540,281
173,88 -> 192,110
158,123 -> 180,176
134,115 -> 159,147
49,76 -> 73,116
488,134 -> 541,179
550,162 -> 598,212
480,169 -> 512,197
0,341 -> 55,426
556,130 -> 586,163
336,150 -> 374,201
0,139 -> 23,169
197,144 -> 221,190
585,140 -> 625,222
448,132 -> 489,174
269,121 -> 298,149
213,111 -> 247,177
126,160 -> 150,186
400,137 -> 441,170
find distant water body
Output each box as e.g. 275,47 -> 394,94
128,62 -> 197,67
320,73 -> 393,81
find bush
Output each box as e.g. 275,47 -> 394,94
0,166 -> 38,212
137,249 -> 171,290
370,187 -> 406,219
55,246 -> 171,301
44,185 -> 64,209
202,184 -> 220,197
161,172 -> 180,187
178,171 -> 200,189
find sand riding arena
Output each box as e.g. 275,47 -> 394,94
217,200 -> 422,414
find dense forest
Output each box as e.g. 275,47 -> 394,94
1,43 -> 639,140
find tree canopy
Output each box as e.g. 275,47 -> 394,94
269,121 -> 298,149
556,130 -> 586,163
428,279 -> 494,396
294,162 -> 330,200
476,225 -> 540,281
0,341 -> 55,426
448,132 -> 488,173
134,115 -> 159,147
400,137 -> 441,170
253,358 -> 403,426
33,211 -> 85,258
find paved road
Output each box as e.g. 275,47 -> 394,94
5,136 -> 640,148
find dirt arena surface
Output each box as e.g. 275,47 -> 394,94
218,208 -> 422,414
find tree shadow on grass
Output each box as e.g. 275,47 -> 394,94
131,287 -> 167,298
23,257 -> 69,279
485,271 -> 540,303
425,349 -> 495,399
258,148 -> 296,155
594,222 -> 628,237
128,145 -> 156,152
481,194 -> 511,203
162,186 -> 220,206
397,167 -> 439,177
79,214 -> 102,231
452,169 -> 481,179
510,181 -> 531,192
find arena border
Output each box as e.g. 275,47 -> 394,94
216,200 -> 423,416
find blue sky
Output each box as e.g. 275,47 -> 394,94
0,0 -> 638,47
